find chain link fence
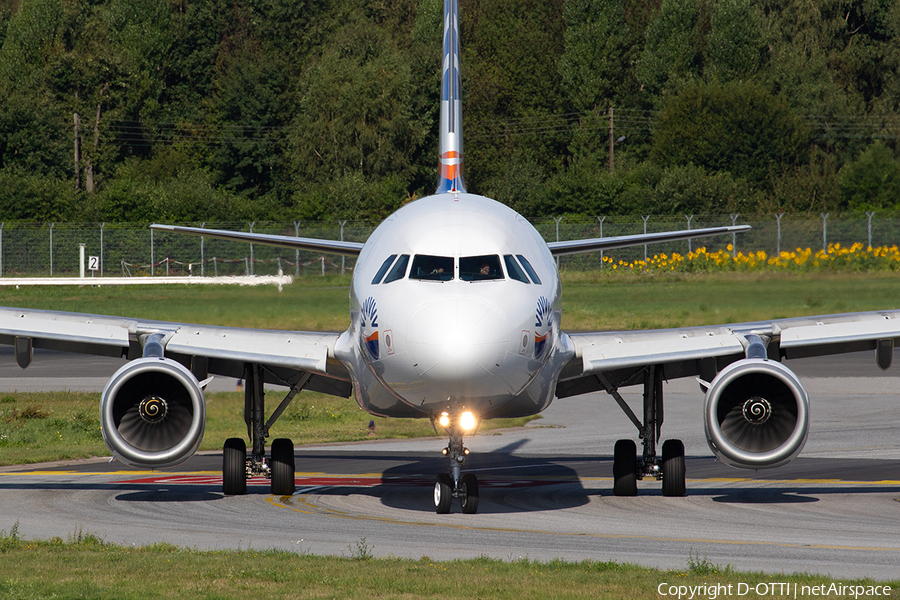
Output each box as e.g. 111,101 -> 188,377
0,214 -> 897,277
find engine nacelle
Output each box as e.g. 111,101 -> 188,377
100,357 -> 206,469
704,358 -> 809,469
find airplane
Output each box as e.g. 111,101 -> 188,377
2,0 -> 899,515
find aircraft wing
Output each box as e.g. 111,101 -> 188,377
557,310 -> 900,398
0,306 -> 352,397
150,224 -> 365,257
547,225 -> 750,256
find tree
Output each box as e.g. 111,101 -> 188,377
636,0 -> 710,98
706,0 -> 763,82
651,81 -> 809,190
839,142 -> 900,210
559,0 -> 632,112
287,8 -> 427,219
460,0 -> 567,194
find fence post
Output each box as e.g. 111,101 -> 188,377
151,227 -> 154,276
321,255 -> 325,277
340,220 -> 346,275
775,212 -> 784,256
685,214 -> 694,253
820,213 -> 829,252
99,222 -> 104,277
293,221 -> 301,277
597,216 -> 605,269
249,222 -> 255,276
200,222 -> 205,277
729,214 -> 739,256
554,216 -> 563,268
642,215 -> 650,261
866,211 -> 875,249
49,223 -> 54,276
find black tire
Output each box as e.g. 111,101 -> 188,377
271,438 -> 296,496
434,473 -> 452,514
613,439 -> 638,497
661,439 -> 686,497
460,473 -> 479,514
223,438 -> 247,496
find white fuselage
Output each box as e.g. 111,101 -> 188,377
333,192 -> 574,421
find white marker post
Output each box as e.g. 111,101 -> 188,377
79,244 -> 85,278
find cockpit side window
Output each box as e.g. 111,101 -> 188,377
459,255 -> 503,281
410,255 -> 454,281
504,255 -> 530,283
383,254 -> 410,283
371,255 -> 397,284
516,254 -> 542,284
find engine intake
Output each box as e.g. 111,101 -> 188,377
100,357 -> 206,469
704,358 -> 809,469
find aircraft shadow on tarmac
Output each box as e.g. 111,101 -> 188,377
300,440 -> 593,515
114,489 -> 222,503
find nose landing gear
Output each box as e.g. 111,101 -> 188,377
433,412 -> 480,514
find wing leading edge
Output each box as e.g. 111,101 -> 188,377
547,225 -> 751,256
150,224 -> 365,257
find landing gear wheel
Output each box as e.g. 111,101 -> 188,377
613,439 -> 638,497
661,439 -> 686,497
270,438 -> 296,496
434,473 -> 452,514
223,437 -> 247,496
460,473 -> 479,514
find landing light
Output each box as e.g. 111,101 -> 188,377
460,411 -> 477,431
439,412 -> 450,428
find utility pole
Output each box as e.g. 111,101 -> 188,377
74,111 -> 81,191
608,106 -> 614,172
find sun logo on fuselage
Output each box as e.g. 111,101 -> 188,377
534,296 -> 551,358
361,296 -> 379,360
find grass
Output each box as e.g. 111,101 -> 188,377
0,390 -> 534,467
0,527 -> 896,598
559,270 -> 900,330
0,274 -> 354,331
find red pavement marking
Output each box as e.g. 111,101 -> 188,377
114,474 -> 559,488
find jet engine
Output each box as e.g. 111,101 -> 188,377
100,357 -> 206,469
703,358 -> 809,469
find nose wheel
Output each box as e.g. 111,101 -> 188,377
433,428 -> 479,514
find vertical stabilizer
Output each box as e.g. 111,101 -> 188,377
437,0 -> 466,194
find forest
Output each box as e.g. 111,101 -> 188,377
0,0 -> 898,223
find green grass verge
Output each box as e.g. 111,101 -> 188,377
0,526 -> 896,598
559,270 -> 900,330
0,390 -> 534,467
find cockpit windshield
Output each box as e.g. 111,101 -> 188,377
371,255 -> 397,284
410,255 -> 454,281
459,255 -> 503,281
383,254 -> 409,283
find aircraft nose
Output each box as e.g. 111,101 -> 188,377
406,297 -> 508,386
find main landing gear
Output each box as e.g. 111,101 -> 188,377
600,365 -> 686,497
433,411 -> 480,514
223,363 -> 307,496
